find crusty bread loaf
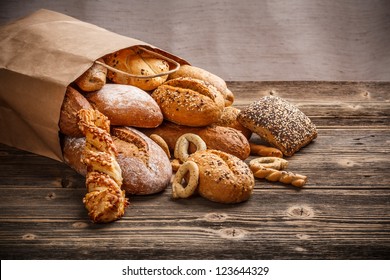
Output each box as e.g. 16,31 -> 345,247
187,149 -> 254,203
141,121 -> 251,160
151,77 -> 225,127
59,86 -> 93,137
111,127 -> 172,195
85,84 -> 163,128
238,96 -> 317,156
214,106 -> 252,139
74,58 -> 107,92
62,127 -> 172,195
104,46 -> 169,91
168,65 -> 234,106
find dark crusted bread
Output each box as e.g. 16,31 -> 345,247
237,96 -> 317,156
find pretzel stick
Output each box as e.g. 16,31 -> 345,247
249,157 -> 307,187
150,134 -> 171,158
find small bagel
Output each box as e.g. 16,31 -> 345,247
249,157 -> 288,170
172,161 -> 199,198
174,133 -> 207,162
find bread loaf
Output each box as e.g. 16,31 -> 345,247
141,121 -> 251,160
168,65 -> 234,106
187,149 -> 254,203
238,96 -> 317,156
151,77 -> 225,127
85,84 -> 163,128
214,106 -> 252,139
59,86 -> 93,137
74,58 -> 107,92
104,46 -> 169,91
62,127 -> 172,195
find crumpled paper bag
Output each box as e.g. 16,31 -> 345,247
0,9 -> 186,161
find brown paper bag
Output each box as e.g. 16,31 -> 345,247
0,9 -> 187,161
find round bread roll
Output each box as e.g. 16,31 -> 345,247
59,86 -> 93,137
151,77 -> 225,127
62,127 -> 172,195
187,149 -> 254,203
141,121 -> 251,160
168,64 -> 234,106
104,46 -> 169,91
214,106 -> 252,139
85,84 -> 163,128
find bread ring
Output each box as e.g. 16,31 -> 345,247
174,133 -> 206,162
150,134 -> 171,158
172,161 -> 199,198
249,157 -> 288,170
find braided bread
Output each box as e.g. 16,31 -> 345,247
249,158 -> 307,187
77,109 -> 128,223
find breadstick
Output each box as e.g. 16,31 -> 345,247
150,134 -> 171,158
250,143 -> 283,158
249,158 -> 307,187
78,109 -> 128,223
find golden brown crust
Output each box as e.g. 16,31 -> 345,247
104,46 -> 169,91
168,65 -> 234,106
141,121 -> 251,160
249,157 -> 307,187
74,58 -> 107,92
215,106 -> 252,139
77,109 -> 128,223
238,96 -> 317,156
59,86 -> 93,137
250,143 -> 283,158
151,77 -> 224,127
187,150 -> 254,203
111,127 -> 172,195
85,84 -> 163,127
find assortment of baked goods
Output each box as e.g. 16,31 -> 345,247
58,45 -> 317,222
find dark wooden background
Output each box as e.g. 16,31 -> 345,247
0,0 -> 389,81
0,81 -> 389,259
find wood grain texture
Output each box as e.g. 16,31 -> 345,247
0,81 -> 389,260
0,0 -> 389,81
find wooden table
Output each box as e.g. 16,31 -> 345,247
0,81 -> 389,260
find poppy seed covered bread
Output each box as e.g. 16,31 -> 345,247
237,96 -> 317,156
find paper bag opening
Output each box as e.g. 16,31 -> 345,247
0,9 -> 187,161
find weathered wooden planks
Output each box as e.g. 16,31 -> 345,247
0,81 -> 389,259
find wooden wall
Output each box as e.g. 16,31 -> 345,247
1,0 -> 389,81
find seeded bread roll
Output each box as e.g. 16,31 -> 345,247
85,84 -> 163,128
59,86 -> 93,137
141,121 -> 250,160
104,46 -> 169,91
62,127 -> 172,195
168,65 -> 234,106
237,96 -> 317,156
151,77 -> 225,127
187,149 -> 254,203
214,106 -> 252,139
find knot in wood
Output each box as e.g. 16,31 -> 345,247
204,212 -> 228,222
219,228 -> 247,239
287,205 -> 313,218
